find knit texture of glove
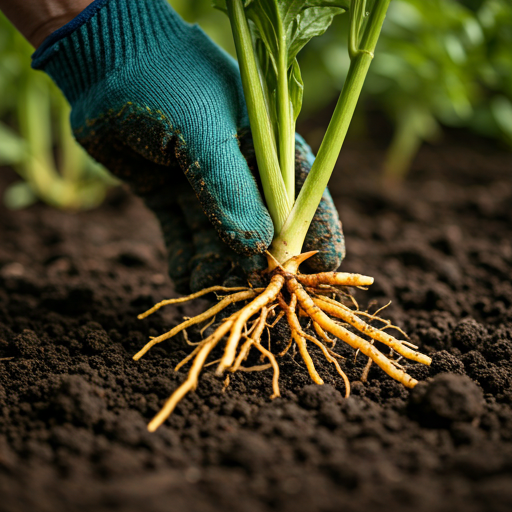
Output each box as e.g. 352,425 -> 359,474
32,0 -> 345,292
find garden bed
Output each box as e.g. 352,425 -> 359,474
1,132 -> 511,512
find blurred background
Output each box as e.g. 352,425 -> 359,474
0,0 -> 511,211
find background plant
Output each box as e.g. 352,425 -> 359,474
0,12 -> 117,210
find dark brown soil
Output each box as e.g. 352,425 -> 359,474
1,134 -> 512,512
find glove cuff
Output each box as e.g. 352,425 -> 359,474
31,0 -> 187,105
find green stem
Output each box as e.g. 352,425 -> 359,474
226,0 -> 292,233
270,0 -> 391,263
277,22 -> 295,204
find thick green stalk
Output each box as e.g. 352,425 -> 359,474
270,0 -> 391,263
277,22 -> 295,204
226,0 -> 292,233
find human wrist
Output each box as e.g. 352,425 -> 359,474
0,0 -> 94,48
28,7 -> 92,49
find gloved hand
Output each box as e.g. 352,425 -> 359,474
32,0 -> 345,292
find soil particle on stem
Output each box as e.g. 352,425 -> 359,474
1,132 -> 512,512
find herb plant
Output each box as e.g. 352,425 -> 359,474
218,0 -> 387,264
136,0 -> 432,431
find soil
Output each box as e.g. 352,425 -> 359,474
1,132 -> 512,512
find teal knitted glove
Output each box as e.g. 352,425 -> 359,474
31,0 -> 345,292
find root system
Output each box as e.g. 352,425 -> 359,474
135,251 -> 432,431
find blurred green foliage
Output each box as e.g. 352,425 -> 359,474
171,0 -> 235,53
300,0 -> 512,177
1,0 -> 511,210
0,12 -> 117,210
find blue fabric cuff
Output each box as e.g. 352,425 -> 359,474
32,0 -> 110,68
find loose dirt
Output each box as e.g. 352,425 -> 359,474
1,132 -> 511,512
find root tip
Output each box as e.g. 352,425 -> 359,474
406,378 -> 419,388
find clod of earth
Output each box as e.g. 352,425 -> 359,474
134,251 -> 431,431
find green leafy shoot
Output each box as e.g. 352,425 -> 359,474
216,0 -> 390,263
215,0 -> 348,207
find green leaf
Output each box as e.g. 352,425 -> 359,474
244,0 -> 347,126
288,58 -> 304,122
284,3 -> 348,66
246,0 -> 281,75
245,1 -> 348,68
212,0 -> 227,12
491,95 -> 512,142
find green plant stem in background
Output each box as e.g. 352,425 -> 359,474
383,105 -> 439,181
17,76 -> 61,204
57,93 -> 83,184
226,0 -> 292,234
271,0 -> 391,263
